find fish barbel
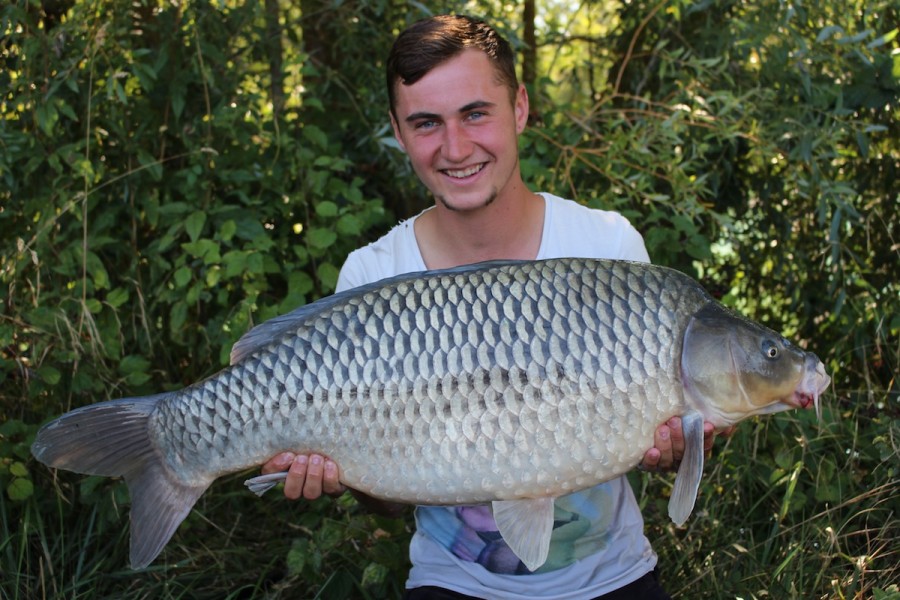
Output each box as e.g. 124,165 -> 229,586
31,258 -> 831,571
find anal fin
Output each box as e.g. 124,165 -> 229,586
492,497 -> 555,572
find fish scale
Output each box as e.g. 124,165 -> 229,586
31,257 -> 831,571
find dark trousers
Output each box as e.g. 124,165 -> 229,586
403,568 -> 672,600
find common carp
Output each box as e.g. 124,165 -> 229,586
31,258 -> 830,571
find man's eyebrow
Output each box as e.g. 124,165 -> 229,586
460,100 -> 495,113
404,101 -> 497,124
405,111 -> 441,124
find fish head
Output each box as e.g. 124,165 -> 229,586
681,302 -> 831,427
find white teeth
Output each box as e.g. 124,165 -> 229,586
445,164 -> 484,178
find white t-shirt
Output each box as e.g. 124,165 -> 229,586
336,193 -> 656,599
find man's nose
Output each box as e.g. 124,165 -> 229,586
441,122 -> 472,162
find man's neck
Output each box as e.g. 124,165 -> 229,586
414,186 -> 545,270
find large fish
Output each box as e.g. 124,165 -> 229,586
31,258 -> 830,571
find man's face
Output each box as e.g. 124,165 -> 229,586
390,49 -> 528,213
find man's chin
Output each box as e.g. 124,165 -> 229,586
437,189 -> 498,212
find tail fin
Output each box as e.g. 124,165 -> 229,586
31,395 -> 210,569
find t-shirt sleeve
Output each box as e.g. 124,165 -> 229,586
335,249 -> 370,293
539,194 -> 651,264
617,218 -> 651,263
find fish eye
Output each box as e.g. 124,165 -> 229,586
762,339 -> 779,359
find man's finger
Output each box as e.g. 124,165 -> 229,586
283,455 -> 309,500
703,422 -> 716,454
261,451 -> 295,475
302,454 -> 326,500
654,423 -> 674,469
323,459 -> 346,496
666,417 -> 684,463
640,447 -> 662,472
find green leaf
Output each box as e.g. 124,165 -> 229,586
113,78 -> 127,104
288,271 -> 314,296
185,211 -> 207,242
307,228 -> 337,250
170,301 -> 188,335
182,240 -> 221,264
119,354 -> 151,375
315,201 -> 339,218
125,371 -> 152,386
302,124 -> 328,150
336,214 -> 362,236
9,462 -> 29,477
246,252 -> 264,274
85,251 -> 110,290
0,420 -> 26,437
286,539 -> 309,577
35,102 -> 59,136
137,149 -> 163,181
317,262 -> 339,293
106,287 -> 130,308
223,250 -> 248,278
55,98 -> 78,121
7,478 -> 33,501
39,365 -> 61,385
174,266 -> 192,287
220,219 -> 237,241
186,282 -> 201,304
361,562 -> 389,589
206,266 -> 221,287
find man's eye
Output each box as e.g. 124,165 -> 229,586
416,120 -> 438,130
467,111 -> 486,121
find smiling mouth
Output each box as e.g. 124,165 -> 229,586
443,163 -> 485,179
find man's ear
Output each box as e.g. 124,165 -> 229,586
389,112 -> 407,153
514,84 -> 529,135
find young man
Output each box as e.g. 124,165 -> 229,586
262,15 -> 722,598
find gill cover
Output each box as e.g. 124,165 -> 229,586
681,302 -> 806,427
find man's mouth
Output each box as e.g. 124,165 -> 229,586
443,163 -> 485,179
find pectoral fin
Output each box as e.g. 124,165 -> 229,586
492,497 -> 555,572
668,411 -> 705,526
244,472 -> 288,496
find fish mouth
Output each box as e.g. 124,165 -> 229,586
791,356 -> 830,421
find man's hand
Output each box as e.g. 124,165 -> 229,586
260,452 -> 407,517
260,452 -> 346,500
640,417 -> 735,472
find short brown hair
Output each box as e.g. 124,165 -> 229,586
386,15 -> 518,118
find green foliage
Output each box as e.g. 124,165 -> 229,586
0,420 -> 36,502
1,0 -> 897,598
0,0 -> 388,414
